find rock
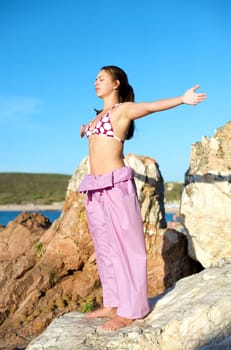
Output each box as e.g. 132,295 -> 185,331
14,121 -> 231,349
145,228 -> 201,296
198,336 -> 231,350
0,212 -> 51,313
125,153 -> 166,229
0,224 -> 5,231
26,263 -> 231,350
0,212 -> 51,349
180,121 -> 231,268
0,154 -> 198,349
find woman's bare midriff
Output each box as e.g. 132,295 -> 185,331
88,135 -> 125,175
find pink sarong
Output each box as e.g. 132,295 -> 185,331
78,166 -> 150,319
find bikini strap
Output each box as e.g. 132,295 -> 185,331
114,134 -> 124,143
108,103 -> 121,112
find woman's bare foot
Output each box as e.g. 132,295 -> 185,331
102,316 -> 134,331
85,307 -> 117,319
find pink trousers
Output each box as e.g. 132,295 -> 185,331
78,166 -> 150,319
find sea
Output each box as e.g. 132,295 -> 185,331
0,210 -> 175,227
0,210 -> 62,227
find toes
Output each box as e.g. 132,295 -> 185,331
102,316 -> 133,331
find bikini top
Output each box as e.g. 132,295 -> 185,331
85,104 -> 123,143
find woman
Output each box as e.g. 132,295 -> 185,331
79,65 -> 206,331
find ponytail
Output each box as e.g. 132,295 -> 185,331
101,66 -> 135,140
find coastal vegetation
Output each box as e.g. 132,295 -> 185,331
0,173 -> 70,204
0,173 -> 182,204
164,181 -> 183,203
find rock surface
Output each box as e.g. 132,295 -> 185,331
2,117 -> 231,349
0,154 -> 198,349
26,262 -> 231,350
180,121 -> 231,268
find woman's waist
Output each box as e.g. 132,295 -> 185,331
89,152 -> 125,175
78,165 -> 134,192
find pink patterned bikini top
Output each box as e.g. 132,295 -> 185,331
85,104 -> 123,143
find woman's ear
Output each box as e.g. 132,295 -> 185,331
113,80 -> 120,90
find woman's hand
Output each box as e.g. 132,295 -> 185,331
182,85 -> 207,105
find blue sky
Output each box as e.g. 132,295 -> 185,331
0,0 -> 230,181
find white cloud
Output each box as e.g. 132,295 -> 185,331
0,95 -> 43,121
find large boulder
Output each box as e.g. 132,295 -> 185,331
180,121 -> 231,268
26,262 -> 231,350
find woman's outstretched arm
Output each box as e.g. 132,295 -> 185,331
124,85 -> 207,120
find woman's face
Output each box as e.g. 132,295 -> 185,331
94,70 -> 119,98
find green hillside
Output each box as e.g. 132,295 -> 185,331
0,173 -> 183,205
0,173 -> 71,204
164,182 -> 183,202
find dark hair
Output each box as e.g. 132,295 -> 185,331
100,65 -> 135,140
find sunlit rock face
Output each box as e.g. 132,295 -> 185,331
26,263 -> 231,350
180,121 -> 231,268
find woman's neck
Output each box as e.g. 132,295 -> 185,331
102,96 -> 120,110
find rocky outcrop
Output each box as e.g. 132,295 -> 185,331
26,262 -> 231,350
180,121 -> 231,268
0,154 -> 198,349
25,120 -> 231,350
24,120 -> 231,349
2,118 -> 231,349
0,213 -> 51,319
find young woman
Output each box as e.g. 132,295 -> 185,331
79,65 -> 206,331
